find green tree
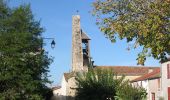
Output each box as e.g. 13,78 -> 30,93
0,0 -> 52,99
75,69 -> 117,100
115,83 -> 147,100
92,0 -> 170,65
75,69 -> 147,100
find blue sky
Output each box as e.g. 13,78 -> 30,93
9,0 -> 160,86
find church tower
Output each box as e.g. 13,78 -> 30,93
72,15 -> 91,72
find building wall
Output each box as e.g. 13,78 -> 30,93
148,79 -> 160,100
66,77 -> 77,100
161,61 -> 170,100
53,75 -> 67,100
132,78 -> 161,100
116,75 -> 142,82
61,75 -> 67,96
124,75 -> 142,81
53,89 -> 61,96
67,77 -> 77,96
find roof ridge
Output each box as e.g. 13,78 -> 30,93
95,66 -> 160,68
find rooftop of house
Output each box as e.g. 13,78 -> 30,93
131,68 -> 160,82
63,66 -> 160,82
94,66 -> 159,76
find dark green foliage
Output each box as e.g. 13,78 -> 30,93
92,0 -> 170,65
75,69 -> 147,100
75,69 -> 117,100
116,83 -> 147,100
0,0 -> 52,99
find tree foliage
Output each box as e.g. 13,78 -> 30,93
92,0 -> 170,65
115,83 -> 147,100
0,0 -> 52,99
75,69 -> 147,100
75,69 -> 117,100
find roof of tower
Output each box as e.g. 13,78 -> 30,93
81,29 -> 90,40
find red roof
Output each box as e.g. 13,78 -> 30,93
131,68 -> 160,82
95,66 -> 159,76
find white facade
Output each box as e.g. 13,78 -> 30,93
148,79 -> 160,100
53,75 -> 67,100
133,79 -> 161,100
61,75 -> 67,96
131,67 -> 161,100
161,61 -> 170,100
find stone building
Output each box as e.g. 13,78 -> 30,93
52,15 -> 160,100
53,15 -> 92,100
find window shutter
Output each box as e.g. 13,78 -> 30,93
167,64 -> 170,79
168,87 -> 170,100
152,93 -> 155,100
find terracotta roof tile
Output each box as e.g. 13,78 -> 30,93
94,66 -> 159,76
63,66 -> 159,82
131,68 -> 160,82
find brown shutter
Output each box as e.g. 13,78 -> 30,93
152,93 -> 155,100
167,64 -> 170,79
168,87 -> 170,100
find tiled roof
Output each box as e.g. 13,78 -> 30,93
81,30 -> 90,40
63,66 -> 159,82
131,68 -> 160,82
94,66 -> 159,76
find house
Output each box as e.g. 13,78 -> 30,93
160,61 -> 170,100
131,61 -> 170,100
131,68 -> 160,100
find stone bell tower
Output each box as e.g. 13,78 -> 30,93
72,15 -> 91,72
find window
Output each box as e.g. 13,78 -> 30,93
158,79 -> 160,89
168,87 -> 170,100
167,64 -> 170,79
151,93 -> 155,100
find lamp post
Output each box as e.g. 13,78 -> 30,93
41,37 -> 56,49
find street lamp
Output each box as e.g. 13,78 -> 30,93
51,40 -> 55,49
42,38 -> 56,49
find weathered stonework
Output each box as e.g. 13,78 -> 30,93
72,15 -> 84,72
53,15 -> 91,100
